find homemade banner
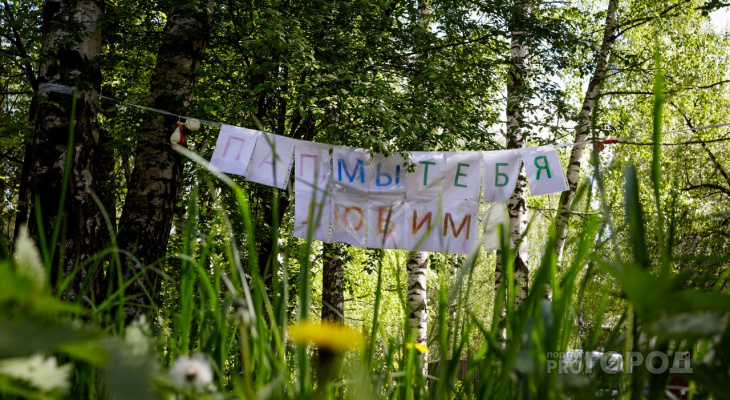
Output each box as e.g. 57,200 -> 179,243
211,125 -> 569,254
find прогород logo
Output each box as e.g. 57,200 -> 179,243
546,350 -> 692,374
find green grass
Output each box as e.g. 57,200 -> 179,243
2,66 -> 730,400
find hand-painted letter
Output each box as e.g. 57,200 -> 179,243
419,161 -> 436,186
534,156 -> 552,180
412,210 -> 433,235
495,162 -> 509,187
338,159 -> 365,184
443,213 -> 471,239
221,136 -> 246,161
454,163 -> 470,188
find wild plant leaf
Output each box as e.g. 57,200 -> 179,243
0,375 -> 45,399
56,341 -> 110,365
0,321 -> 102,359
624,166 -> 649,267
595,258 -> 730,323
648,313 -> 726,339
103,342 -> 161,400
0,261 -> 34,303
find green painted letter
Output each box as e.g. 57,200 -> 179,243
454,163 -> 469,188
534,156 -> 552,180
419,160 -> 436,186
495,163 -> 509,187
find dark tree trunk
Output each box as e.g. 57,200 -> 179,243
115,1 -> 211,323
321,242 -> 345,324
13,136 -> 34,243
254,113 -> 316,295
28,0 -> 107,303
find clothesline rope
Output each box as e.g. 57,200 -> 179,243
554,122 -> 730,149
38,83 -> 730,150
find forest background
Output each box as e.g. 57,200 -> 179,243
3,0 -> 730,398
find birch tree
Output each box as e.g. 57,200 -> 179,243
496,0 -> 533,308
405,3 -> 431,375
115,0 -> 212,321
553,0 -> 619,267
406,250 -> 429,371
28,0 -> 107,302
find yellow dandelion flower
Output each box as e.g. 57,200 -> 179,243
289,320 -> 365,351
406,342 -> 429,354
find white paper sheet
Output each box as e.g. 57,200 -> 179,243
366,200 -> 405,249
440,200 -> 478,254
406,152 -> 446,199
210,125 -> 261,176
245,132 -> 298,189
332,146 -> 371,194
443,152 -> 482,201
294,142 -> 332,191
520,146 -> 568,196
331,193 -> 369,247
403,200 -> 443,252
369,152 -> 407,196
293,188 -> 332,242
483,150 -> 520,202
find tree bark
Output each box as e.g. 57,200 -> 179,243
406,250 -> 428,374
321,242 -> 345,324
406,3 -> 430,378
553,0 -> 619,267
115,1 -> 211,323
28,0 -> 107,303
495,0 -> 533,310
13,134 -> 34,245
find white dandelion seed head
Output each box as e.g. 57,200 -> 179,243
13,225 -> 46,291
0,353 -> 72,392
125,315 -> 152,357
170,353 -> 213,388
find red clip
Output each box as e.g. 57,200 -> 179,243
594,139 -> 618,153
177,122 -> 185,144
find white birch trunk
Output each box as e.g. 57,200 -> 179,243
403,1 -> 432,379
495,0 -> 533,311
553,0 -> 619,267
407,250 -> 429,374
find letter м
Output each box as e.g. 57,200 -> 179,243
443,213 -> 471,240
338,159 -> 365,183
